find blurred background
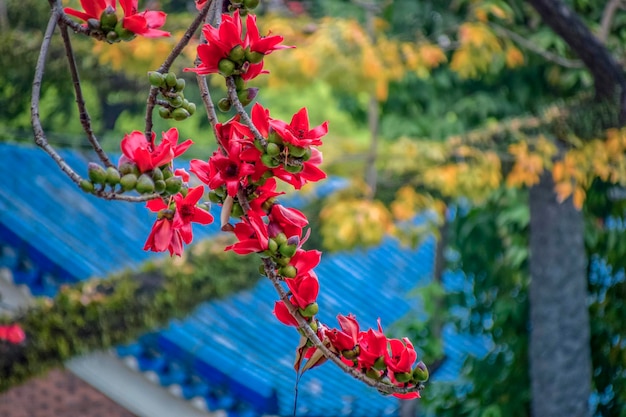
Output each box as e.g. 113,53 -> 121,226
1,0 -> 625,416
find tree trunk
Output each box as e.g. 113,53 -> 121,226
529,172 -> 591,417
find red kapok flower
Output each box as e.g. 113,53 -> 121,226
172,185 -> 214,243
273,301 -> 298,327
327,314 -> 360,352
245,12 -> 294,56
268,204 -> 308,239
357,320 -> 388,369
224,212 -> 269,254
0,324 -> 26,344
120,128 -> 192,173
270,107 -> 328,148
385,337 -> 417,375
285,271 -> 320,310
65,0 -> 114,22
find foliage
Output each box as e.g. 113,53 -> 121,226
0,238 -> 261,391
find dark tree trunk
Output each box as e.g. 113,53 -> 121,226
529,172 -> 591,417
525,2 -> 626,416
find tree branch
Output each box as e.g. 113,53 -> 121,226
599,0 -> 623,44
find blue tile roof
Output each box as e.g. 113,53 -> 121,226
1,143 -> 491,416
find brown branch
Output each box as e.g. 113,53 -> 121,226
58,23 -> 114,168
490,23 -> 584,69
599,0 -> 623,44
144,0 -> 216,141
225,76 -> 267,146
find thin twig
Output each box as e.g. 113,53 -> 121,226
490,23 -> 584,69
58,23 -> 114,168
599,0 -> 622,44
226,76 -> 267,146
144,0 -> 216,140
194,0 -> 223,138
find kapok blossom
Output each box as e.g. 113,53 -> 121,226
0,324 -> 26,344
120,128 -> 192,173
270,107 -> 328,148
64,0 -> 170,38
285,271 -> 320,311
224,212 -> 270,254
143,186 -> 212,256
184,11 -> 291,79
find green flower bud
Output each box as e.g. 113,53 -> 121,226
229,45 -> 246,64
253,139 -> 265,152
185,102 -> 196,115
120,173 -> 138,191
165,72 -> 177,88
341,346 -> 360,360
274,233 -> 288,246
158,107 -> 171,119
268,131 -> 284,145
217,98 -> 232,112
373,356 -> 387,371
172,108 -> 191,121
279,265 -> 297,278
174,78 -> 186,92
299,302 -> 318,318
412,361 -> 429,382
114,21 -> 135,42
208,190 -> 222,203
266,142 -> 281,156
148,71 -> 165,88
106,31 -> 119,43
302,147 -> 312,161
99,7 -> 118,32
151,168 -> 164,182
309,320 -> 318,332
275,256 -> 291,267
237,87 -> 259,106
394,372 -> 413,383
231,202 -> 244,218
118,162 -> 136,176
218,59 -> 236,77
288,144 -> 307,158
165,177 -> 183,194
285,163 -> 304,173
88,162 -> 107,184
268,238 -> 278,253
105,167 -> 121,185
79,179 -> 94,193
136,174 -> 155,194
168,95 -> 184,108
278,243 -> 297,258
154,179 -> 166,194
233,75 -> 246,91
243,0 -> 260,9
162,167 -> 173,180
245,49 -> 265,64
261,154 -> 280,168
366,368 -> 382,381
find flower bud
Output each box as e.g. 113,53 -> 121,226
158,107 -> 171,119
175,78 -> 186,92
79,180 -> 94,193
261,154 -> 280,168
168,95 -> 184,108
268,238 -> 278,254
172,108 -> 191,121
266,142 -> 281,156
217,98 -> 232,112
229,45 -> 246,64
237,87 -> 259,106
114,21 -> 135,42
218,59 -> 236,77
366,368 -> 382,381
148,71 -> 165,88
412,361 -> 429,382
136,174 -> 155,194
165,72 -> 178,88
120,173 -> 138,191
233,76 -> 246,91
287,144 -> 307,158
341,346 -> 360,360
373,356 -> 387,371
99,6 -> 118,31
151,168 -> 164,182
185,102 -> 196,115
165,177 -> 183,194
105,167 -> 121,185
278,243 -> 297,258
244,0 -> 260,9
279,265 -> 297,278
274,233 -> 288,246
299,302 -> 318,318
275,256 -> 291,267
231,202 -> 244,218
245,49 -> 265,64
285,163 -> 303,173
394,372 -> 413,383
154,179 -> 166,194
208,190 -> 222,203
302,147 -> 312,161
88,162 -> 107,184
268,131 -> 284,145
106,31 -> 119,43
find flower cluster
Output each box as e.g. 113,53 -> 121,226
64,0 -> 170,42
72,3 -> 427,401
